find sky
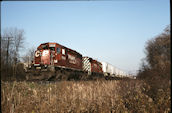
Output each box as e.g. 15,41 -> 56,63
1,0 -> 170,75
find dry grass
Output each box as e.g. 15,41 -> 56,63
1,79 -> 171,113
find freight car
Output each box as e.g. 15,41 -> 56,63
101,62 -> 128,78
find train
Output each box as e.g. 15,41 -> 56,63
25,42 -> 132,81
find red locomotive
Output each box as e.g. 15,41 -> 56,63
33,42 -> 83,70
27,42 -> 104,80
82,57 -> 103,74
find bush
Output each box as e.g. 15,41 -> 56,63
137,25 -> 171,111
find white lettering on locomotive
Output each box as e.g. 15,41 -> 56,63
61,56 -> 66,60
68,54 -> 76,64
42,50 -> 49,56
35,51 -> 40,57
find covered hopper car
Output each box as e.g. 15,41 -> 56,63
101,62 -> 128,78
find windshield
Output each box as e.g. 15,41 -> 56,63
41,44 -> 48,50
49,47 -> 55,51
56,48 -> 61,53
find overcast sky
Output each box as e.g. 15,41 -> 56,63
1,0 -> 170,75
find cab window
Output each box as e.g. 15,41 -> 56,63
56,48 -> 61,53
42,45 -> 48,50
62,49 -> 65,55
49,47 -> 55,51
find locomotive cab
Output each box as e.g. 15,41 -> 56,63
33,43 -> 58,69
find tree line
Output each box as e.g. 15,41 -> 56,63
137,25 -> 170,80
137,25 -> 170,101
1,27 -> 35,81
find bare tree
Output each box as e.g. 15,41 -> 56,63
1,27 -> 25,80
145,25 -> 170,77
21,47 -> 36,66
1,30 -> 14,78
138,25 -> 170,79
137,25 -> 171,102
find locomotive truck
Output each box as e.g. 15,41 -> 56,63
25,42 -> 129,81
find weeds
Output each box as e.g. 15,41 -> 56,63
1,80 -> 171,113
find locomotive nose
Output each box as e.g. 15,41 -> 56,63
41,50 -> 51,65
